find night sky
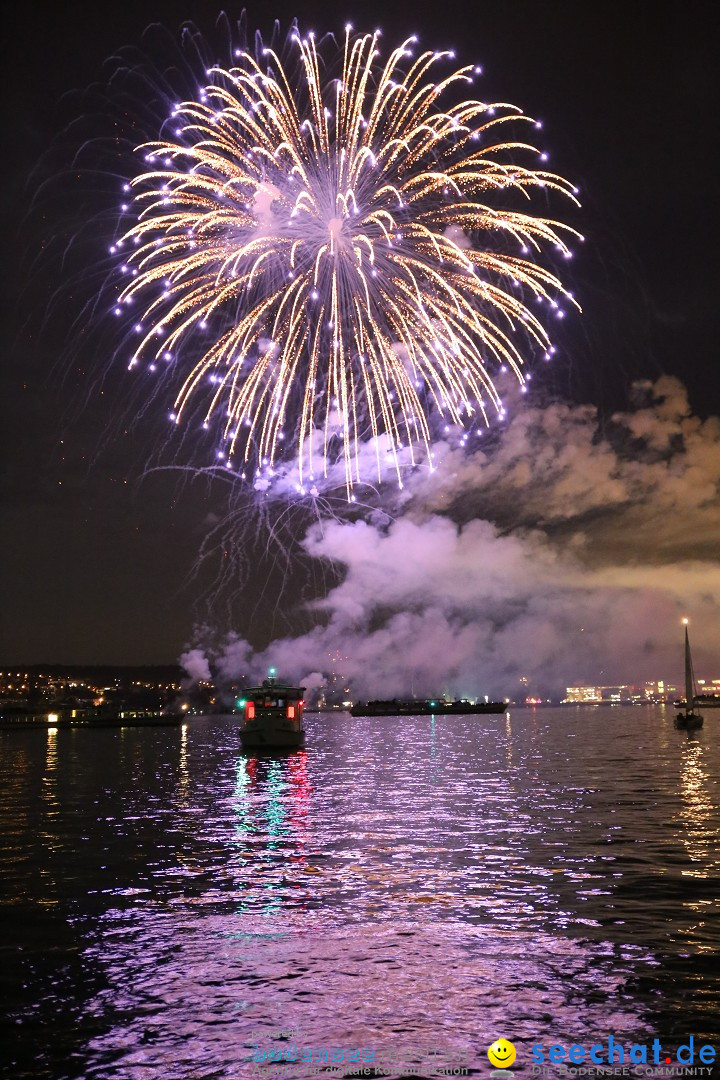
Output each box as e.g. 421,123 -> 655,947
2,0 -> 718,668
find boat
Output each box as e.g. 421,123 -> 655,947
350,698 -> 506,717
675,621 -> 703,730
238,676 -> 306,751
0,705 -> 183,729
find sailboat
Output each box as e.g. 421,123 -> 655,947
675,620 -> 704,730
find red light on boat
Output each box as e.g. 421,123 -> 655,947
287,705 -> 296,719
246,703 -> 255,719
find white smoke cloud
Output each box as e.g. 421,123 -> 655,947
179,647 -> 211,684
188,377 -> 720,698
300,671 -> 326,690
213,634 -> 253,682
442,224 -> 472,250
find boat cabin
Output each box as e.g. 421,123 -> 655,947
239,676 -> 306,750
242,678 -> 306,729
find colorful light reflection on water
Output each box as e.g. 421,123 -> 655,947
1,706 -> 719,1078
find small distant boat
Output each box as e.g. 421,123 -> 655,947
675,622 -> 703,730
350,698 -> 506,717
239,676 -> 306,751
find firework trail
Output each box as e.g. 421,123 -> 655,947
115,24 -> 580,495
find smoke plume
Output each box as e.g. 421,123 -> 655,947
182,378 -> 720,699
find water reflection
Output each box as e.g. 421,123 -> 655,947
678,740 -> 717,872
42,726 -> 58,804
37,726 -> 61,900
177,723 -> 190,808
675,738 -> 719,960
230,752 -> 311,916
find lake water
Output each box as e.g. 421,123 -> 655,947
1,706 -> 719,1079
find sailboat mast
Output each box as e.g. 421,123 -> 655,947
685,626 -> 694,712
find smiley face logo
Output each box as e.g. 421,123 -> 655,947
487,1039 -> 517,1068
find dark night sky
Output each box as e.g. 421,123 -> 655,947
2,0 -> 718,665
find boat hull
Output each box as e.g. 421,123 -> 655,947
674,712 -> 704,730
0,711 -> 182,729
239,719 -> 306,752
350,701 -> 506,717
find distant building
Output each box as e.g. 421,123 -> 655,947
564,682 -> 679,704
564,686 -> 602,703
642,680 -> 678,702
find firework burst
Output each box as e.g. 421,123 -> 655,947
117,25 -> 580,493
